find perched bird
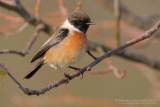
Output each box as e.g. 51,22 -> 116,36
24,11 -> 95,82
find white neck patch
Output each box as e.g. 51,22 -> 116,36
62,19 -> 82,33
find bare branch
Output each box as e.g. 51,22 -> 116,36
95,0 -> 157,30
0,49 -> 25,56
87,69 -> 112,75
5,23 -> 28,37
35,0 -> 41,19
5,21 -> 160,96
114,0 -> 121,46
88,39 -> 160,71
89,47 -> 126,79
0,0 -> 160,96
58,0 -> 68,18
85,20 -> 160,73
0,0 -> 17,10
0,0 -> 16,6
0,24 -> 44,56
22,24 -> 44,54
87,49 -> 97,60
0,11 -> 24,23
95,0 -> 160,40
75,0 -> 82,11
0,0 -> 53,34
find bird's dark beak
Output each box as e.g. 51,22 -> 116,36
86,22 -> 96,25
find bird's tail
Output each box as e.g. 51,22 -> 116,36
24,60 -> 44,79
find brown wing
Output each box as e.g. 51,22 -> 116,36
31,28 -> 69,63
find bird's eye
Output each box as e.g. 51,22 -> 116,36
74,20 -> 80,23
72,20 -> 81,26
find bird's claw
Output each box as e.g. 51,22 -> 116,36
78,69 -> 84,79
68,66 -> 84,79
64,73 -> 72,84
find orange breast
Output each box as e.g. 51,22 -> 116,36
44,31 -> 88,67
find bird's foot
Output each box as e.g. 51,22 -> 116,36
68,66 -> 84,79
63,72 -> 72,84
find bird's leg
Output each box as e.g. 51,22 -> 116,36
87,49 -> 97,60
56,65 -> 71,84
68,66 -> 83,79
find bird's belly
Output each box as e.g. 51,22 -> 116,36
44,31 -> 87,68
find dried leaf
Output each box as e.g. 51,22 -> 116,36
0,63 -> 7,78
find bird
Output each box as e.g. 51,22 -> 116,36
24,11 -> 95,82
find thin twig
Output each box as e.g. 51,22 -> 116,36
0,0 -> 160,96
23,24 -> 44,54
87,49 -> 97,60
91,47 -> 126,78
114,0 -> 121,46
0,11 -> 24,23
84,20 -> 160,75
5,21 -> 160,96
5,23 -> 28,37
87,69 -> 112,74
35,0 -> 41,19
88,38 -> 160,71
1,0 -> 158,72
0,49 -> 25,56
0,0 -> 16,6
0,24 -> 44,56
75,0 -> 82,11
58,0 -> 68,18
95,0 -> 156,30
0,23 -> 20,36
0,0 -> 53,34
96,0 -> 160,39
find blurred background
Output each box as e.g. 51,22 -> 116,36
0,0 -> 160,107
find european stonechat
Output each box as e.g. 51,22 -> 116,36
24,11 -> 95,82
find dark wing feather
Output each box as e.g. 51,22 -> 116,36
31,28 -> 69,63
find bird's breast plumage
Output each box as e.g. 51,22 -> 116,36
44,30 -> 87,68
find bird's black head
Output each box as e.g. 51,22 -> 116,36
68,11 -> 95,34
